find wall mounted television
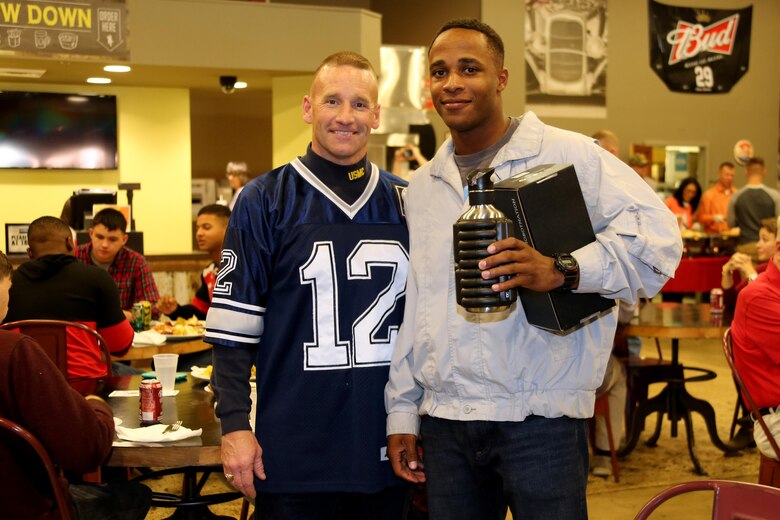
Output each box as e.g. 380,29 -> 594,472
0,91 -> 118,169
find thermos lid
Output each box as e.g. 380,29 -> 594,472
467,168 -> 495,205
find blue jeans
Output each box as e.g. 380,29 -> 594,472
256,484 -> 408,520
420,415 -> 589,520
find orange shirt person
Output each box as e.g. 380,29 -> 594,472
698,162 -> 736,234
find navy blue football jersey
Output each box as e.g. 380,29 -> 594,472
206,158 -> 409,493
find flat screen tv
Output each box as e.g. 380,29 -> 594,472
0,91 -> 118,169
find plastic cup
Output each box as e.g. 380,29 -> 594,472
153,354 -> 179,391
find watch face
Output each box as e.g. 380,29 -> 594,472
557,254 -> 577,271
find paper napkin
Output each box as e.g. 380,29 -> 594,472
133,330 -> 167,346
115,423 -> 202,443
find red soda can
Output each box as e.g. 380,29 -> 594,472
139,379 -> 163,424
710,288 -> 724,314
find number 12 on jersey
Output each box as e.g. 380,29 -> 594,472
300,240 -> 409,371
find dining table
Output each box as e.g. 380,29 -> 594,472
99,374 -> 242,519
114,337 -> 212,362
617,302 -> 739,474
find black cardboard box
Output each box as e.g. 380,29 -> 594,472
493,163 -> 614,334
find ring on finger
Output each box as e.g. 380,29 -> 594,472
225,473 -> 234,482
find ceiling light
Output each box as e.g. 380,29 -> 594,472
234,81 -> 248,89
0,67 -> 46,78
104,65 -> 131,73
87,77 -> 111,84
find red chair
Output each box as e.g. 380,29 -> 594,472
590,392 -> 620,482
0,417 -> 74,520
634,479 -> 780,519
0,319 -> 112,379
722,328 -> 780,487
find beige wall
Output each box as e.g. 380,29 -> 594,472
0,84 -> 193,254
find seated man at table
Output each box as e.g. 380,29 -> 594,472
157,204 -> 230,321
76,208 -> 160,320
4,216 -> 134,380
732,215 -> 780,460
0,250 -> 151,519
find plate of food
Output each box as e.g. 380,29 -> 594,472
151,317 -> 206,342
190,365 -> 212,381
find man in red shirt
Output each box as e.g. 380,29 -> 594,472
698,162 -> 736,234
76,208 -> 159,320
732,215 -> 780,460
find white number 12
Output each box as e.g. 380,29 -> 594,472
299,240 -> 408,370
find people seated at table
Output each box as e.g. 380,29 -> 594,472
0,250 -> 152,520
664,177 -> 702,230
731,215 -> 780,460
157,204 -> 230,321
698,162 -> 736,234
727,157 -> 780,261
722,216 -> 778,312
3,216 -> 134,380
75,208 -> 160,321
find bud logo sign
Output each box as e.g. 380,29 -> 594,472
649,1 -> 752,94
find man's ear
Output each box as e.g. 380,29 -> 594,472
65,235 -> 75,253
303,95 -> 313,124
121,233 -> 129,246
497,68 -> 509,93
27,247 -> 33,259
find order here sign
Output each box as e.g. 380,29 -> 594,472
0,0 -> 128,58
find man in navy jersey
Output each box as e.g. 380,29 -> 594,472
206,52 -> 409,519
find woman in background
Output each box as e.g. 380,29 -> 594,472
226,161 -> 249,210
664,177 -> 702,229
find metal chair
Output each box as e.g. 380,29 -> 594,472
722,328 -> 780,487
0,319 -> 112,379
634,479 -> 780,519
0,417 -> 74,520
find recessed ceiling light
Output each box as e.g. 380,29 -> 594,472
87,77 -> 111,84
235,81 -> 247,89
0,67 -> 46,78
104,65 -> 131,73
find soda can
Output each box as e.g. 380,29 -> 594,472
131,303 -> 145,332
140,301 -> 152,330
139,379 -> 163,424
710,288 -> 724,314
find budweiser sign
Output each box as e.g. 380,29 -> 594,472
649,1 -> 752,94
666,15 -> 739,65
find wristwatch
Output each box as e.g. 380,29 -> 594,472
552,253 -> 579,292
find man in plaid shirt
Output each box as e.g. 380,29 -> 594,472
76,208 -> 159,320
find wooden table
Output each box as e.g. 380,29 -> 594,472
618,302 -> 737,474
114,337 -> 212,362
102,375 -> 240,519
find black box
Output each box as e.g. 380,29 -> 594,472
493,164 -> 614,334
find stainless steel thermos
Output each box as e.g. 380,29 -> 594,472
453,168 -> 517,313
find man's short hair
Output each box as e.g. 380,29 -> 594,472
746,157 -> 765,168
718,161 -> 735,170
0,250 -> 12,281
198,204 -> 231,219
313,51 -> 376,78
92,208 -> 127,232
27,216 -> 71,245
431,18 -> 505,69
760,216 -> 778,237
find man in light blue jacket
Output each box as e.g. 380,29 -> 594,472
385,18 -> 682,520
